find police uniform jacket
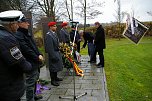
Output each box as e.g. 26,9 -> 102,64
0,26 -> 32,101
94,25 -> 106,50
15,27 -> 42,70
45,30 -> 63,72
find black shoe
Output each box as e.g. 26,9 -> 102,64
56,77 -> 63,81
96,63 -> 101,67
96,63 -> 101,66
51,81 -> 60,86
34,95 -> 43,100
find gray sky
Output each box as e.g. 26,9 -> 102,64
73,0 -> 152,24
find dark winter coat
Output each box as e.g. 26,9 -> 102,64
70,30 -> 81,44
59,28 -> 70,44
70,30 -> 81,52
94,25 -> 106,50
0,26 -> 32,101
15,27 -> 42,70
45,30 -> 63,72
82,32 -> 94,48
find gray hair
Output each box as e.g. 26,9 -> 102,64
79,30 -> 83,33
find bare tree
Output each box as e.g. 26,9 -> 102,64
74,0 -> 104,32
0,0 -> 37,12
114,0 -> 124,40
71,0 -> 74,21
65,0 -> 72,21
36,0 -> 56,21
147,11 -> 152,16
55,0 -> 74,21
0,0 -> 11,12
36,0 -> 72,21
84,0 -> 87,32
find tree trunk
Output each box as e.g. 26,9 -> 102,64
83,0 -> 86,32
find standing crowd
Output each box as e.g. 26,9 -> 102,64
0,10 -> 106,101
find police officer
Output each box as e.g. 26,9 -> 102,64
0,10 -> 32,101
15,15 -> 44,101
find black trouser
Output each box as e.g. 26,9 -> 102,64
50,72 -> 57,81
95,48 -> 104,67
26,70 -> 39,101
76,42 -> 80,53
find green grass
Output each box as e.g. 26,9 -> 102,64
39,37 -> 152,101
104,37 -> 152,101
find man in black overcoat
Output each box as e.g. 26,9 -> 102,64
70,25 -> 81,53
94,22 -> 106,68
15,16 -> 44,101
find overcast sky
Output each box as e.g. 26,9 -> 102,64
73,0 -> 152,24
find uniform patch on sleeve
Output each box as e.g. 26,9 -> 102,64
10,46 -> 23,60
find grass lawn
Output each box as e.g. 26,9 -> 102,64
103,37 -> 152,101
39,37 -> 152,101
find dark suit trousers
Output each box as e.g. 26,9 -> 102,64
76,42 -> 80,53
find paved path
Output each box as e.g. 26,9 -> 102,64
22,55 -> 109,101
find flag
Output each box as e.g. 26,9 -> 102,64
123,17 -> 149,44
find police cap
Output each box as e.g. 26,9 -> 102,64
0,10 -> 23,23
18,15 -> 29,22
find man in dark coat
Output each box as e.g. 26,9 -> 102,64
81,31 -> 96,63
59,22 -> 70,45
94,22 -> 106,68
0,10 -> 32,101
45,22 -> 63,86
15,16 -> 44,101
70,25 -> 81,53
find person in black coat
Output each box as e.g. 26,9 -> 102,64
59,22 -> 70,45
15,16 -> 44,101
81,31 -> 96,62
94,22 -> 106,68
70,25 -> 81,53
0,10 -> 32,101
45,22 -> 63,86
